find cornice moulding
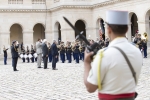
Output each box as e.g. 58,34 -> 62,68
0,0 -> 129,12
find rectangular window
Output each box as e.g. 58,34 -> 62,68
32,0 -> 46,4
54,0 -> 60,3
8,0 -> 23,4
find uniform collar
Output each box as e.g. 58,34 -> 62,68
108,37 -> 128,47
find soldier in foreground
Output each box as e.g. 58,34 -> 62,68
83,10 -> 142,100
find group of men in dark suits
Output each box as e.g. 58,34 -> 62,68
11,39 -> 58,71
36,39 -> 58,70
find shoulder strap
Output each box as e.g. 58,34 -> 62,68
112,46 -> 137,84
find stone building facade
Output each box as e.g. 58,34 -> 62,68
0,0 -> 150,53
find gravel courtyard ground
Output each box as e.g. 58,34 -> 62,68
0,51 -> 149,100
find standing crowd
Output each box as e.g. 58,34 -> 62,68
3,35 -> 110,71
2,32 -> 148,71
132,33 -> 148,58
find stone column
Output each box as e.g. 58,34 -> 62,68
60,28 -> 75,43
0,31 -> 11,54
23,31 -> 33,49
45,30 -> 53,43
86,27 -> 97,41
104,24 -> 108,40
126,22 -> 132,42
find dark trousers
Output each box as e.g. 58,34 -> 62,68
73,52 -> 75,60
68,53 -> 72,63
143,47 -> 147,57
79,53 -> 82,60
35,58 -> 37,62
56,55 -> 59,63
4,56 -> 7,65
81,53 -> 84,60
60,54 -> 65,63
75,53 -> 79,63
31,57 -> 34,63
48,54 -> 52,62
12,57 -> 18,71
66,53 -> 68,60
52,56 -> 57,69
27,58 -> 30,63
43,56 -> 48,69
22,58 -> 25,62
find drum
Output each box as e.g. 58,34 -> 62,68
24,54 -> 28,59
33,53 -> 37,58
20,54 -> 24,58
28,54 -> 33,59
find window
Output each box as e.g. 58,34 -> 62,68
32,0 -> 46,4
8,0 -> 23,4
54,0 -> 60,3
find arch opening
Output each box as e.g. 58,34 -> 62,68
145,10 -> 150,41
54,22 -> 61,44
131,13 -> 138,37
33,23 -> 45,44
75,20 -> 86,38
10,24 -> 23,46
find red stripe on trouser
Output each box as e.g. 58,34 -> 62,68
98,93 -> 135,99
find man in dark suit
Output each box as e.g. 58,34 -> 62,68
51,40 -> 58,70
11,41 -> 19,71
42,39 -> 49,69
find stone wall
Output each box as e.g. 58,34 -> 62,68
0,0 -> 150,54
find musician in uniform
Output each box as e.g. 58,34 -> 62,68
79,44 -> 83,60
81,44 -> 85,61
142,39 -> 147,58
56,44 -> 60,62
22,46 -> 26,63
65,41 -> 69,60
11,41 -> 19,71
71,41 -> 76,60
26,46 -> 30,63
74,42 -> 80,63
31,45 -> 35,63
34,46 -> 37,62
84,10 -> 142,100
3,46 -> 9,65
60,42 -> 65,63
67,42 -> 72,63
48,42 -> 52,63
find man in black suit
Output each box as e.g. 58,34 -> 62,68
11,41 -> 19,71
42,39 -> 49,69
51,40 -> 58,70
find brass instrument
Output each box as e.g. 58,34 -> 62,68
143,32 -> 148,42
79,45 -> 82,52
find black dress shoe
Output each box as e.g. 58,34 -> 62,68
14,70 -> 19,71
53,68 -> 58,70
44,68 -> 49,69
38,67 -> 42,68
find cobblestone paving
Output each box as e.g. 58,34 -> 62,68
0,54 -> 149,100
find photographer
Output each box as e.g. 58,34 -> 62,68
84,10 -> 142,100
